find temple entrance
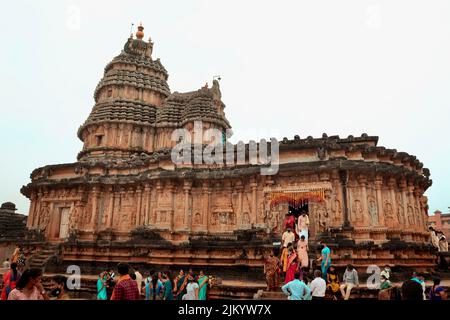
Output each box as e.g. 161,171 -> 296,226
59,207 -> 70,239
288,203 -> 309,218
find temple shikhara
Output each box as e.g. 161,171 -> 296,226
20,24 -> 434,275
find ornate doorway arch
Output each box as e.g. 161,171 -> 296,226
264,182 -> 332,237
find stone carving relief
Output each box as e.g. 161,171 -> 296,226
194,212 -> 202,225
384,201 -> 395,228
69,205 -> 80,230
407,205 -> 414,226
39,204 -> 50,232
414,206 -> 421,228
83,199 -> 92,226
331,196 -> 342,224
368,196 -> 378,226
156,210 -> 169,223
313,202 -> 328,233
352,199 -> 363,224
211,211 -> 236,226
396,195 -> 404,226
242,212 -> 250,226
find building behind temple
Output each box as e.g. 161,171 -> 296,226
20,24 -> 434,275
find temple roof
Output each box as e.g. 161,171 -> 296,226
79,25 -> 230,136
94,69 -> 170,102
156,85 -> 231,128
82,99 -> 157,125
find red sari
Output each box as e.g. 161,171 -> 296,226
1,270 -> 19,300
284,253 -> 298,284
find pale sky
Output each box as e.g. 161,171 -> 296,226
1,0 -> 449,215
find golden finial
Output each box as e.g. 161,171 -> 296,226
136,22 -> 144,40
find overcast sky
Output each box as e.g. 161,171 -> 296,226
1,0 -> 449,215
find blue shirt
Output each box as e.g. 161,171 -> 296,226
282,279 -> 311,300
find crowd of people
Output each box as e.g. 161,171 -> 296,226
0,212 -> 448,301
96,264 -> 210,300
0,262 -> 211,300
264,209 -> 449,300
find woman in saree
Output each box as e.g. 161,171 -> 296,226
281,241 -> 294,273
316,242 -> 331,280
146,274 -> 163,300
162,271 -> 174,300
1,263 -> 20,300
284,249 -> 299,284
96,271 -> 109,300
326,265 -> 340,300
174,269 -> 188,300
197,270 -> 209,300
297,235 -> 309,269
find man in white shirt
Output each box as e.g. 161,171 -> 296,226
282,228 -> 295,248
309,270 -> 326,300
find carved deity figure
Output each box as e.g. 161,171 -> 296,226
414,207 -> 421,228
228,212 -> 236,225
268,211 -> 279,232
368,197 -> 378,226
211,212 -> 218,225
407,205 -> 414,226
352,200 -> 363,224
194,212 -> 201,225
242,212 -> 250,226
39,205 -> 50,232
315,202 -> 328,232
384,201 -> 394,228
331,197 -> 342,224
396,196 -> 404,226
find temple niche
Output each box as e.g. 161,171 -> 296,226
20,24 -> 434,270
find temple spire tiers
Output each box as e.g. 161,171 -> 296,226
20,26 -> 435,272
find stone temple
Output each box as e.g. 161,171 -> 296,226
20,24 -> 434,276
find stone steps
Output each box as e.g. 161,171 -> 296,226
27,246 -> 59,271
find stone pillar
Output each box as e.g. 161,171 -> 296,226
347,178 -> 357,225
89,186 -> 100,232
388,177 -> 398,227
235,180 -> 244,228
202,181 -> 211,234
167,182 -> 175,232
136,185 -> 143,226
330,171 -> 342,227
358,174 -> 370,226
183,180 -> 193,232
250,177 -> 258,225
27,193 -> 37,228
414,187 -> 424,231
107,186 -> 115,229
407,180 -> 416,231
33,190 -> 44,228
144,183 -> 152,225
399,178 -> 409,229
339,170 -> 350,228
374,175 -> 385,226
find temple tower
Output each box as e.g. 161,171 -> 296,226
77,24 -> 170,161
